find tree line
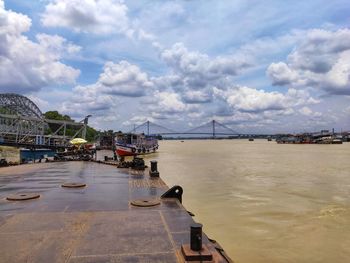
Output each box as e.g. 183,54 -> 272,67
44,111 -> 98,142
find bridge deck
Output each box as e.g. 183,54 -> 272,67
0,161 -> 229,262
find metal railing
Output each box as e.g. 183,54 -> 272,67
0,113 -> 90,149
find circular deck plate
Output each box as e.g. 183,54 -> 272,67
6,193 -> 40,201
61,183 -> 87,188
130,198 -> 160,207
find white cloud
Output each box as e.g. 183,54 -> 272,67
138,91 -> 202,121
0,1 -> 80,93
344,106 -> 350,115
266,62 -> 298,86
235,30 -> 305,62
299,106 -> 313,116
152,42 -> 252,106
182,90 -> 212,104
36,33 -> 82,55
212,85 -> 320,122
213,86 -> 286,113
41,0 -> 131,36
41,0 -> 158,45
285,88 -> 320,106
161,43 -> 250,88
60,84 -> 116,117
151,75 -> 183,90
59,60 -> 152,118
152,91 -> 187,114
99,61 -> 152,96
298,106 -> 322,117
267,29 -> 350,95
0,0 -> 31,35
122,116 -> 154,127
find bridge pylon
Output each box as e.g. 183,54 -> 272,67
212,120 -> 215,138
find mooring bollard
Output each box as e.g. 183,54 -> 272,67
181,222 -> 213,261
149,160 -> 159,177
190,223 -> 203,251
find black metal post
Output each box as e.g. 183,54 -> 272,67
149,160 -> 159,177
190,223 -> 203,251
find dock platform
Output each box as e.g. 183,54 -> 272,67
0,161 -> 231,262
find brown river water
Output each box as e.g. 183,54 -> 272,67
142,139 -> 350,263
1,140 -> 349,262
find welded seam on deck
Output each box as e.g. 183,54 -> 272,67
159,210 -> 183,262
71,251 -> 175,258
64,212 -> 94,263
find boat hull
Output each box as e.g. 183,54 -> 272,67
115,144 -> 158,157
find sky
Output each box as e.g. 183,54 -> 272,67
0,0 -> 350,133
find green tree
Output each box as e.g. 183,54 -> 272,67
44,111 -> 99,142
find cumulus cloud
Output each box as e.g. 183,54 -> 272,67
299,106 -> 313,116
161,43 -> 250,88
60,60 -> 152,118
60,84 -> 116,117
151,42 -> 252,107
0,1 -> 80,93
36,33 -> 81,55
99,61 -> 153,96
284,88 -> 320,106
213,86 -> 286,113
41,0 -> 157,43
66,60 -> 152,100
41,0 -> 131,35
267,29 -> 350,95
182,90 -> 212,104
151,91 -> 187,114
266,62 -> 298,86
139,91 -> 202,120
213,86 -> 320,117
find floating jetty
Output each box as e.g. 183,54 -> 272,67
0,159 -> 232,262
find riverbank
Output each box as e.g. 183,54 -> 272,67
0,146 -> 20,163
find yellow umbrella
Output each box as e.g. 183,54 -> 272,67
70,138 -> 87,145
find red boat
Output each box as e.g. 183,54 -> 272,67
115,133 -> 159,156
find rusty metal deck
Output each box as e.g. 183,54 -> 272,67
0,162 -> 229,262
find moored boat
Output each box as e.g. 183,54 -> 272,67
115,133 -> 158,156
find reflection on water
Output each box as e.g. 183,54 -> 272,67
143,140 -> 350,263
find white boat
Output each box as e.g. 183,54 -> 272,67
115,133 -> 158,156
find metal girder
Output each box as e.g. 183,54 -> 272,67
0,93 -> 43,119
0,93 -> 88,148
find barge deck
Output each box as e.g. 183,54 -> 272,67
0,161 -> 231,262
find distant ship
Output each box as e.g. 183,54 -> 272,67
115,133 -> 159,156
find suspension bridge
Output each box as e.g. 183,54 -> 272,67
0,93 -> 275,152
129,120 -> 242,138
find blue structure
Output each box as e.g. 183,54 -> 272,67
20,149 -> 55,163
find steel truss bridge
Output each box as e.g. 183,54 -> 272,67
0,93 -> 90,149
130,120 -> 244,138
